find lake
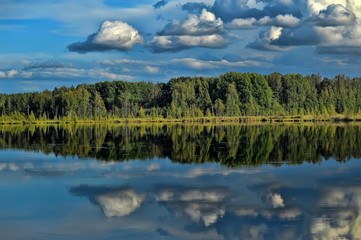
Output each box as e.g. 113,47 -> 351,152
0,123 -> 361,240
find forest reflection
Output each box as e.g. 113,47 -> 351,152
1,123 -> 360,167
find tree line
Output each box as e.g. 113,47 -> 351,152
1,72 -> 361,121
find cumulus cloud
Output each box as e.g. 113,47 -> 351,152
70,186 -> 145,217
159,9 -> 225,36
96,190 -> 144,217
7,69 -> 19,78
312,20 -> 361,55
248,23 -> 324,51
156,187 -> 229,226
67,20 -> 144,53
311,4 -> 356,26
258,14 -> 301,28
8,163 -> 20,171
269,193 -> 285,208
311,187 -> 361,240
0,69 -> 22,79
273,25 -> 322,46
0,71 -> 6,78
149,9 -> 229,52
226,14 -> 300,29
247,26 -> 289,51
245,1 -> 361,55
153,0 -> 168,9
183,202 -> 225,227
307,0 -> 348,15
0,163 -> 7,171
205,0 -> 360,56
144,66 -> 160,74
226,18 -> 258,29
149,34 -> 228,52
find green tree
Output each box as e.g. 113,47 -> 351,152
226,84 -> 241,116
139,107 -> 146,118
215,99 -> 225,116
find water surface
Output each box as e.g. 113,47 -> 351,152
0,124 -> 361,239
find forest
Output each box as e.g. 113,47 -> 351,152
0,72 -> 360,121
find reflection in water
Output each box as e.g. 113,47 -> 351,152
156,187 -> 230,227
311,186 -> 361,240
1,124 -> 361,239
1,123 -> 361,166
70,186 -> 145,217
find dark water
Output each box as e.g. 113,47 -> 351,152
0,124 -> 361,239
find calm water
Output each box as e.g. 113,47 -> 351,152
1,124 -> 361,240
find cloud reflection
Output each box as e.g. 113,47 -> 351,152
311,187 -> 361,240
70,185 -> 145,217
156,187 -> 230,226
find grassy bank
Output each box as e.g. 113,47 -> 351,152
1,114 -> 361,125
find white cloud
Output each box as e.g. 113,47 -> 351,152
155,187 -> 228,227
94,21 -> 143,49
159,9 -> 224,36
97,72 -> 132,80
179,190 -> 226,202
149,34 -> 228,52
149,9 -> 229,52
226,18 -> 257,29
247,26 -> 289,51
172,58 -> 260,70
156,188 -> 227,203
311,187 -> 361,240
246,0 -> 266,10
147,163 -> 160,171
7,69 -> 19,78
184,202 -> 225,227
0,71 -> 6,78
144,66 -> 159,74
68,20 -> 143,53
307,0 -> 347,15
312,4 -> 356,26
95,189 -> 144,217
274,14 -> 301,27
8,163 -> 19,171
0,163 -> 7,171
0,66 -> 134,81
269,193 -> 285,208
226,14 -> 300,30
268,26 -> 283,41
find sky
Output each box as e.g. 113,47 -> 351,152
1,0 -> 361,93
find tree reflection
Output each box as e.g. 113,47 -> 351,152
1,123 -> 361,167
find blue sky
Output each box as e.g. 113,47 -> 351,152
1,0 -> 361,93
